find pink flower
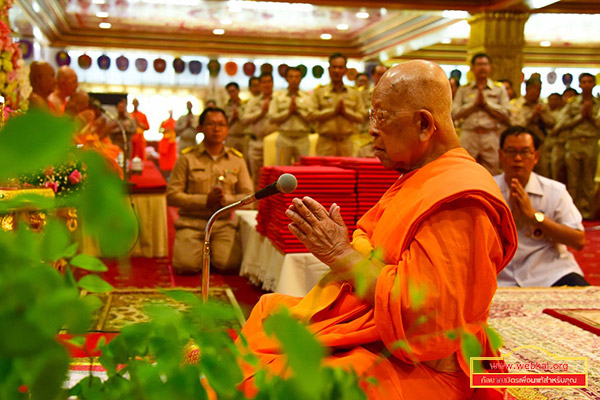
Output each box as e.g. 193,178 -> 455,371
68,169 -> 82,184
44,180 -> 58,193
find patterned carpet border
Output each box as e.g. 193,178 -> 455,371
489,287 -> 600,400
89,287 -> 245,332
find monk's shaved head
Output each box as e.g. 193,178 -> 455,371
370,60 -> 460,172
375,60 -> 453,125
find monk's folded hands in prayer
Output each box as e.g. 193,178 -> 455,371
285,196 -> 376,295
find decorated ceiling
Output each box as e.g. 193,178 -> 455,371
12,0 -> 600,60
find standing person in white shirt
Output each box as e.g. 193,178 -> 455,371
494,125 -> 589,287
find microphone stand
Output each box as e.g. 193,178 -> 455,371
202,196 -> 254,302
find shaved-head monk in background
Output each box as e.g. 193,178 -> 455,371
47,66 -> 78,115
239,60 -> 518,399
28,61 -> 56,110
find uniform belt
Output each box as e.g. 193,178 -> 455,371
320,134 -> 349,142
474,127 -> 489,134
280,132 -> 309,139
569,137 -> 594,144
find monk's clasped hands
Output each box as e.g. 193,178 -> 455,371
285,196 -> 354,268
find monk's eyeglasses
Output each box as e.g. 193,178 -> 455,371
369,109 -> 414,125
502,148 -> 535,159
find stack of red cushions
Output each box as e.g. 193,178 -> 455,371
255,165 -> 357,253
337,158 -> 400,216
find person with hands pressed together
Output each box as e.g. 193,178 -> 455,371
239,60 -> 518,400
167,107 -> 253,275
268,66 -> 313,166
307,53 -> 366,157
495,125 -> 588,287
452,53 -> 510,175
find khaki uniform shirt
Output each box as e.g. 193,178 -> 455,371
357,86 -> 372,134
268,89 -> 313,135
510,97 -> 555,139
452,79 -> 510,131
307,84 -> 366,137
242,93 -> 278,140
175,113 -> 198,152
166,143 -> 253,221
555,96 -> 600,140
223,99 -> 250,137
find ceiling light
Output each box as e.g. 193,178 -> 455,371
540,40 -> 551,47
336,24 -> 348,31
441,10 -> 469,19
526,0 -> 560,9
320,33 -> 332,40
227,1 -> 313,12
441,38 -> 452,44
213,28 -> 225,35
96,11 -> 109,18
32,1 -> 40,13
33,26 -> 44,41
220,18 -> 232,25
379,51 -> 389,62
380,7 -> 387,16
99,22 -> 111,29
356,8 -> 369,19
92,0 -> 106,4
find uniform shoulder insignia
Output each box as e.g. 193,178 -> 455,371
494,81 -> 503,88
567,97 -> 576,104
230,148 -> 243,158
181,145 -> 196,154
314,84 -> 323,91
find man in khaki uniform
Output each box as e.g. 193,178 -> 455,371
268,66 -> 313,165
510,78 -> 555,177
167,107 -> 253,274
546,92 -> 568,183
223,82 -> 250,158
175,101 -> 198,153
555,73 -> 600,219
307,53 -> 366,157
242,73 -> 277,183
452,53 -> 510,175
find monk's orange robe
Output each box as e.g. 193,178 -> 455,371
131,110 -> 149,161
239,148 -> 517,399
158,118 -> 177,172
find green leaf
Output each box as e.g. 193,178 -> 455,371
65,336 -> 86,348
391,340 -> 413,355
484,325 -> 504,351
40,219 -> 71,261
60,243 -> 79,259
408,281 -> 427,310
0,110 -> 76,180
263,308 -> 324,397
460,332 -> 484,373
70,254 -> 108,272
77,274 -> 114,293
161,289 -> 200,306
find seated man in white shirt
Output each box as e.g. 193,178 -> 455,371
494,125 -> 589,287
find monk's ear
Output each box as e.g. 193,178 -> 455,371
417,110 -> 435,142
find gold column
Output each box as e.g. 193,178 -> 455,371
467,12 -> 529,95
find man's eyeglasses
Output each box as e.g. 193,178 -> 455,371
204,122 -> 228,128
502,148 -> 535,159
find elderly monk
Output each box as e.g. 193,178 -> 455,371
28,61 -> 56,110
47,66 -> 78,115
239,60 -> 518,399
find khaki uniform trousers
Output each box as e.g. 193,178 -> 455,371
248,138 -> 264,185
172,218 -> 242,274
276,133 -> 310,165
316,135 -> 353,157
533,140 -> 551,178
459,129 -> 499,175
565,137 -> 599,219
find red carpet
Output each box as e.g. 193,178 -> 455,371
572,221 -> 600,286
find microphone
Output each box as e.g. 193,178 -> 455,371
239,173 -> 297,206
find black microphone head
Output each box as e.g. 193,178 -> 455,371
276,173 -> 297,194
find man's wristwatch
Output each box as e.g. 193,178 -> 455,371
534,211 -> 545,224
